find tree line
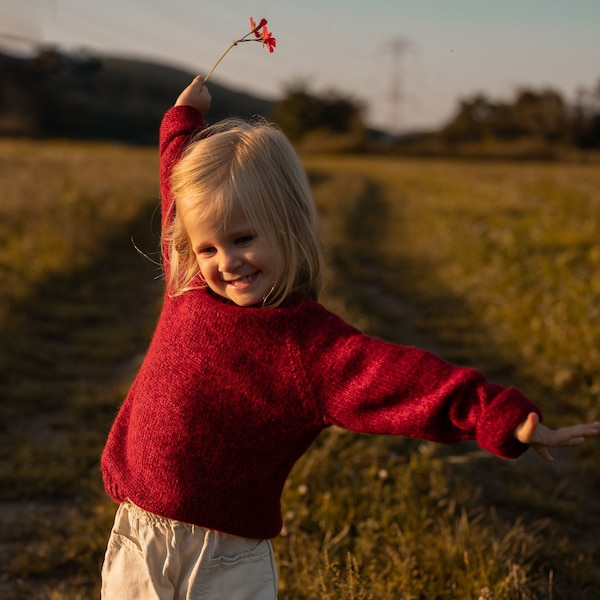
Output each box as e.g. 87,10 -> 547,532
0,47 -> 272,144
273,82 -> 600,152
1,47 -> 599,152
442,85 -> 600,149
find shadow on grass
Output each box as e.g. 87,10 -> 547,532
1,199 -> 162,415
309,167 -> 600,596
0,199 -> 164,597
321,169 -> 520,381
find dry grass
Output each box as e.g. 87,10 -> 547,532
0,139 -> 161,599
1,140 -> 599,598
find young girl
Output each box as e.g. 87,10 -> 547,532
100,76 -> 599,599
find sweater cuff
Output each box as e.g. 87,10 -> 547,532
476,387 -> 542,459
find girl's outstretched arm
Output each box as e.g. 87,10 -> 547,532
515,412 -> 600,462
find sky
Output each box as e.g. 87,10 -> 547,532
1,0 -> 599,133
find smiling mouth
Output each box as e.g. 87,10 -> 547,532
226,272 -> 258,287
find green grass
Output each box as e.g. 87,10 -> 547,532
309,155 -> 600,427
278,155 -> 600,598
1,141 -> 599,598
0,139 -> 162,599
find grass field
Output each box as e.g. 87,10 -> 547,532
1,139 -> 599,599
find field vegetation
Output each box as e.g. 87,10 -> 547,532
1,139 -> 599,599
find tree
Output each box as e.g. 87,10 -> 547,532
442,87 -> 571,145
513,88 -> 567,142
573,79 -> 600,148
274,82 -> 366,148
442,94 -> 495,142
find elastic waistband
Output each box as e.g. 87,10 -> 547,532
124,499 -> 193,528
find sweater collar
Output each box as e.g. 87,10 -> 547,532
202,286 -> 309,311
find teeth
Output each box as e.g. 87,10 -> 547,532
229,274 -> 254,286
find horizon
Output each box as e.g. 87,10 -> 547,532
1,0 -> 599,134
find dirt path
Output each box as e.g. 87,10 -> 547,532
352,273 -> 600,590
0,203 -> 163,599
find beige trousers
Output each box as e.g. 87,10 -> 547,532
101,501 -> 278,600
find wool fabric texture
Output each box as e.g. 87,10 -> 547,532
101,105 -> 542,540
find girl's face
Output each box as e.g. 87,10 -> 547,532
180,199 -> 281,307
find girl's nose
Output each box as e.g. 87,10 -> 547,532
218,250 -> 242,273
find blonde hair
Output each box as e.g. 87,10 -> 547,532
163,117 -> 324,308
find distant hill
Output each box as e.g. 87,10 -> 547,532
0,48 -> 275,144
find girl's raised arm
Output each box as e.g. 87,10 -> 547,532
158,78 -> 211,271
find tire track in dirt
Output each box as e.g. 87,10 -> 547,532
0,201 -> 164,599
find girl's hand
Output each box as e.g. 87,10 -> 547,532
515,412 -> 600,462
175,76 -> 212,114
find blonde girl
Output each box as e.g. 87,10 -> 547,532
101,76 -> 599,600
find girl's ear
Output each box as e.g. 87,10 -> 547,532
175,239 -> 188,254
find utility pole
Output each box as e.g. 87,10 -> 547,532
385,37 -> 412,136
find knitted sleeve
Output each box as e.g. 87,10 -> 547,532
158,105 -> 207,273
294,305 -> 541,459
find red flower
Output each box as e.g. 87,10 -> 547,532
250,17 -> 268,38
261,27 -> 277,53
203,17 -> 276,85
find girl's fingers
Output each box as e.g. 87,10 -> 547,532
534,445 -> 554,462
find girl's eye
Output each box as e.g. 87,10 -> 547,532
235,235 -> 255,245
198,247 -> 216,256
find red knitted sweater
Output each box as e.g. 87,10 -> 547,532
101,105 -> 541,539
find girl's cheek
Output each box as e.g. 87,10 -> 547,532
196,260 -> 208,279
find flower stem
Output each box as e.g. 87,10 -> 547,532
203,41 -> 238,85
